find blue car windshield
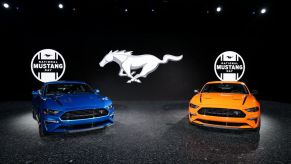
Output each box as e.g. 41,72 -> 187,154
201,83 -> 248,94
45,83 -> 94,95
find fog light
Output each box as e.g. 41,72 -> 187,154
248,117 -> 258,123
248,117 -> 257,120
189,113 -> 197,117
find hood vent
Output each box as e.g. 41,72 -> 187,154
242,95 -> 248,105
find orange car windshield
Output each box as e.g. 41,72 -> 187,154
202,83 -> 248,94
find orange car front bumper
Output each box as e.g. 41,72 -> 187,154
188,107 -> 260,129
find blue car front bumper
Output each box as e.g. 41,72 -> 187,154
42,109 -> 114,133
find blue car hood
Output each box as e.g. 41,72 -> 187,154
46,93 -> 111,110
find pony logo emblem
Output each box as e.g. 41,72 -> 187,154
99,50 -> 183,83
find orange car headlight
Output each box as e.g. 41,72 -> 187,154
245,107 -> 259,112
189,111 -> 197,116
189,103 -> 199,109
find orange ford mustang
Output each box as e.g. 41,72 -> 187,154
188,81 -> 260,130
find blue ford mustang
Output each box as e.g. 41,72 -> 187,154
32,81 -> 114,137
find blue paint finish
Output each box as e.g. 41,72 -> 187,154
32,81 -> 114,135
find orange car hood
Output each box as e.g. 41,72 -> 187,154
200,93 -> 247,107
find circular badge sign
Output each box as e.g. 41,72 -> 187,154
214,51 -> 245,81
31,49 -> 66,82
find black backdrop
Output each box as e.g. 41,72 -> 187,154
1,0 -> 287,102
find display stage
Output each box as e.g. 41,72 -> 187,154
0,101 -> 290,163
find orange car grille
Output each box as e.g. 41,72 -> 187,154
196,119 -> 248,126
198,108 -> 246,118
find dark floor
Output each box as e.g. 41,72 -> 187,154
0,101 -> 290,164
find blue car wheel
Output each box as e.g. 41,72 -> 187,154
32,109 -> 36,120
39,121 -> 48,137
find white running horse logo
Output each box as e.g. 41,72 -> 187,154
99,50 -> 183,83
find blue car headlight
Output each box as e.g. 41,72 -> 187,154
105,104 -> 113,109
245,107 -> 259,112
102,97 -> 109,101
43,109 -> 60,115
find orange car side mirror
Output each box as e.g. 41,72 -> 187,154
194,89 -> 199,94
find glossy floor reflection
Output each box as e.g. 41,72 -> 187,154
0,101 -> 290,163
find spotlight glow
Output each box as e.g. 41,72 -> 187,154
216,6 -> 222,12
260,8 -> 267,14
58,3 -> 64,9
3,2 -> 9,9
125,8 -> 128,12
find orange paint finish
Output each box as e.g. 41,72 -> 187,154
188,81 -> 260,130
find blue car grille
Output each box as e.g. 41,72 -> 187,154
61,109 -> 108,120
57,120 -> 112,130
198,108 -> 246,118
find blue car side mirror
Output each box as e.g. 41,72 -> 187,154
32,90 -> 41,95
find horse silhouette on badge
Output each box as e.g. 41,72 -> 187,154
99,50 -> 183,83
